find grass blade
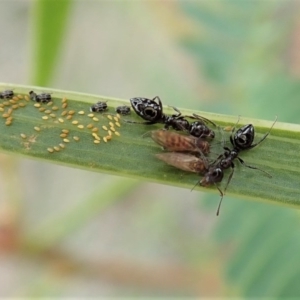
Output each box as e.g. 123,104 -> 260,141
1,83 -> 300,210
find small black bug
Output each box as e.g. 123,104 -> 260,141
90,101 -> 108,113
129,96 -> 216,139
116,105 -> 131,115
29,91 -> 52,103
200,116 -> 277,216
0,90 -> 14,99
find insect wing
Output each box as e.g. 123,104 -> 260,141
151,130 -> 210,154
156,153 -> 207,174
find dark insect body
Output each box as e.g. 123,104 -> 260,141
150,130 -> 210,155
116,105 -> 131,115
0,90 -> 14,99
130,96 -> 215,139
90,101 -> 108,113
29,91 -> 52,103
156,152 -> 208,174
200,117 -> 277,216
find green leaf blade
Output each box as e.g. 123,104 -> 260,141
1,83 -> 300,211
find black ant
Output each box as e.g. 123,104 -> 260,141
0,90 -> 14,99
129,96 -> 216,139
199,116 -> 277,216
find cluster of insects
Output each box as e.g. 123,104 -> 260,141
130,96 -> 215,139
1,89 -> 132,115
128,96 -> 277,215
1,88 -> 276,215
0,88 -> 131,152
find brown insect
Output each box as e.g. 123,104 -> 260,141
150,130 -> 210,155
155,152 -> 208,174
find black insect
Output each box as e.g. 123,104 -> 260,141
116,105 -> 131,115
90,101 -> 108,113
130,96 -> 215,139
200,117 -> 277,216
29,91 -> 52,103
130,96 -> 162,123
0,90 -> 14,99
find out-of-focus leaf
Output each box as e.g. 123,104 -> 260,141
30,0 -> 72,85
24,177 -> 139,253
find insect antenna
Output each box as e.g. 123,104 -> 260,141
167,105 -> 182,117
249,116 -> 277,149
191,114 -> 218,128
229,115 -> 241,141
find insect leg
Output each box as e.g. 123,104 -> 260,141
123,120 -> 155,125
215,184 -> 224,216
223,162 -> 235,195
167,105 -> 182,117
237,157 -> 272,178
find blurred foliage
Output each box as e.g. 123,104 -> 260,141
180,1 -> 300,121
30,0 -> 72,86
24,178 -> 139,253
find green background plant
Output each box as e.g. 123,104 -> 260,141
1,0 -> 300,298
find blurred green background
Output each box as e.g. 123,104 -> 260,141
1,0 -> 300,297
